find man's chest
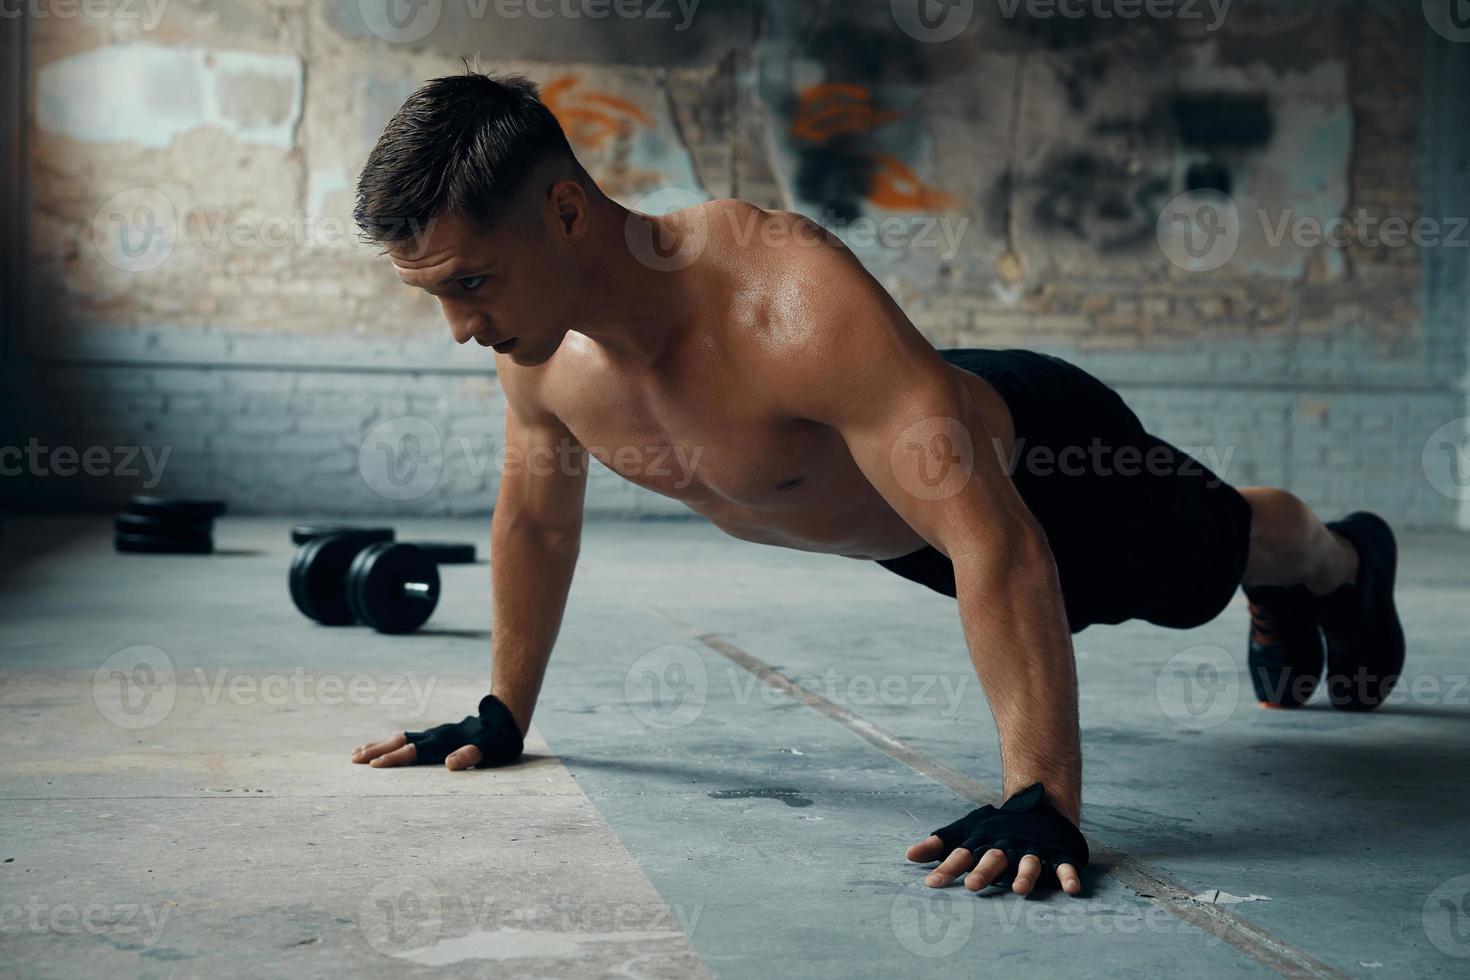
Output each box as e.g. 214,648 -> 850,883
553,380 -> 844,509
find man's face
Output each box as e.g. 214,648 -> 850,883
386,200 -> 580,367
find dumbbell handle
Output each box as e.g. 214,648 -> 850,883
402,581 -> 435,601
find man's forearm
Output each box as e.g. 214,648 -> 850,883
952,533 -> 1082,824
488,514 -> 581,734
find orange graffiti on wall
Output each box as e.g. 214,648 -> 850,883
789,83 -> 954,213
790,84 -> 901,143
869,154 -> 958,210
542,73 -> 654,150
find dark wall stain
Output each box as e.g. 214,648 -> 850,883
1028,152 -> 1171,251
708,788 -> 814,808
1011,88 -> 1274,249
793,137 -> 878,224
1172,93 -> 1274,150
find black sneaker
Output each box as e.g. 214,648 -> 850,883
1319,512 -> 1405,711
1244,584 -> 1324,708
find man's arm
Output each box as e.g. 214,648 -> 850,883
351,373 -> 587,770
771,239 -> 1082,893
484,392 -> 588,739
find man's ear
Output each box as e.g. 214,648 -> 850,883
549,179 -> 589,242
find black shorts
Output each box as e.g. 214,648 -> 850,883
875,348 -> 1253,633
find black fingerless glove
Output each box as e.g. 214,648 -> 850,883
931,783 -> 1088,883
404,694 -> 524,767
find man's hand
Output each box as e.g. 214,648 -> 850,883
350,732 -> 485,769
905,783 -> 1087,897
349,695 -> 524,771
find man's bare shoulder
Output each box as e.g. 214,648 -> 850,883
699,200 -> 847,264
698,201 -> 892,346
689,204 -> 926,422
494,344 -> 568,428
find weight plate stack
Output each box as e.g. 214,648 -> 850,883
114,496 -> 226,555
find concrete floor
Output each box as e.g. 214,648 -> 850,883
1,515 -> 1468,979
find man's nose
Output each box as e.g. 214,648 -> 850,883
445,306 -> 489,345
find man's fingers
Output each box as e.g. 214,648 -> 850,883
925,847 -> 976,887
963,849 -> 1010,891
445,745 -> 483,771
1056,863 -> 1083,896
906,835 -> 948,863
1009,853 -> 1044,895
368,743 -> 419,768
351,733 -> 408,764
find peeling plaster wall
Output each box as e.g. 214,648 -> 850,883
37,42 -> 303,149
2,0 -> 1467,526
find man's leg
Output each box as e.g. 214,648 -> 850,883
1236,487 -> 1404,711
1238,486 -> 1358,594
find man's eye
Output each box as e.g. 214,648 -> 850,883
459,275 -> 486,291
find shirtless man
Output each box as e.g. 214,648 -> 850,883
346,72 -> 1405,897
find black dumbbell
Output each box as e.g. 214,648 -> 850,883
347,542 -> 441,634
289,535 -> 439,634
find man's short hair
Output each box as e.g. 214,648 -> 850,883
353,69 -> 587,247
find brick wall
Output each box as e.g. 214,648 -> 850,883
1,1 -> 1467,528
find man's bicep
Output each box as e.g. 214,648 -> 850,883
498,385 -> 588,534
842,364 -> 1037,563
777,276 -> 1040,561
